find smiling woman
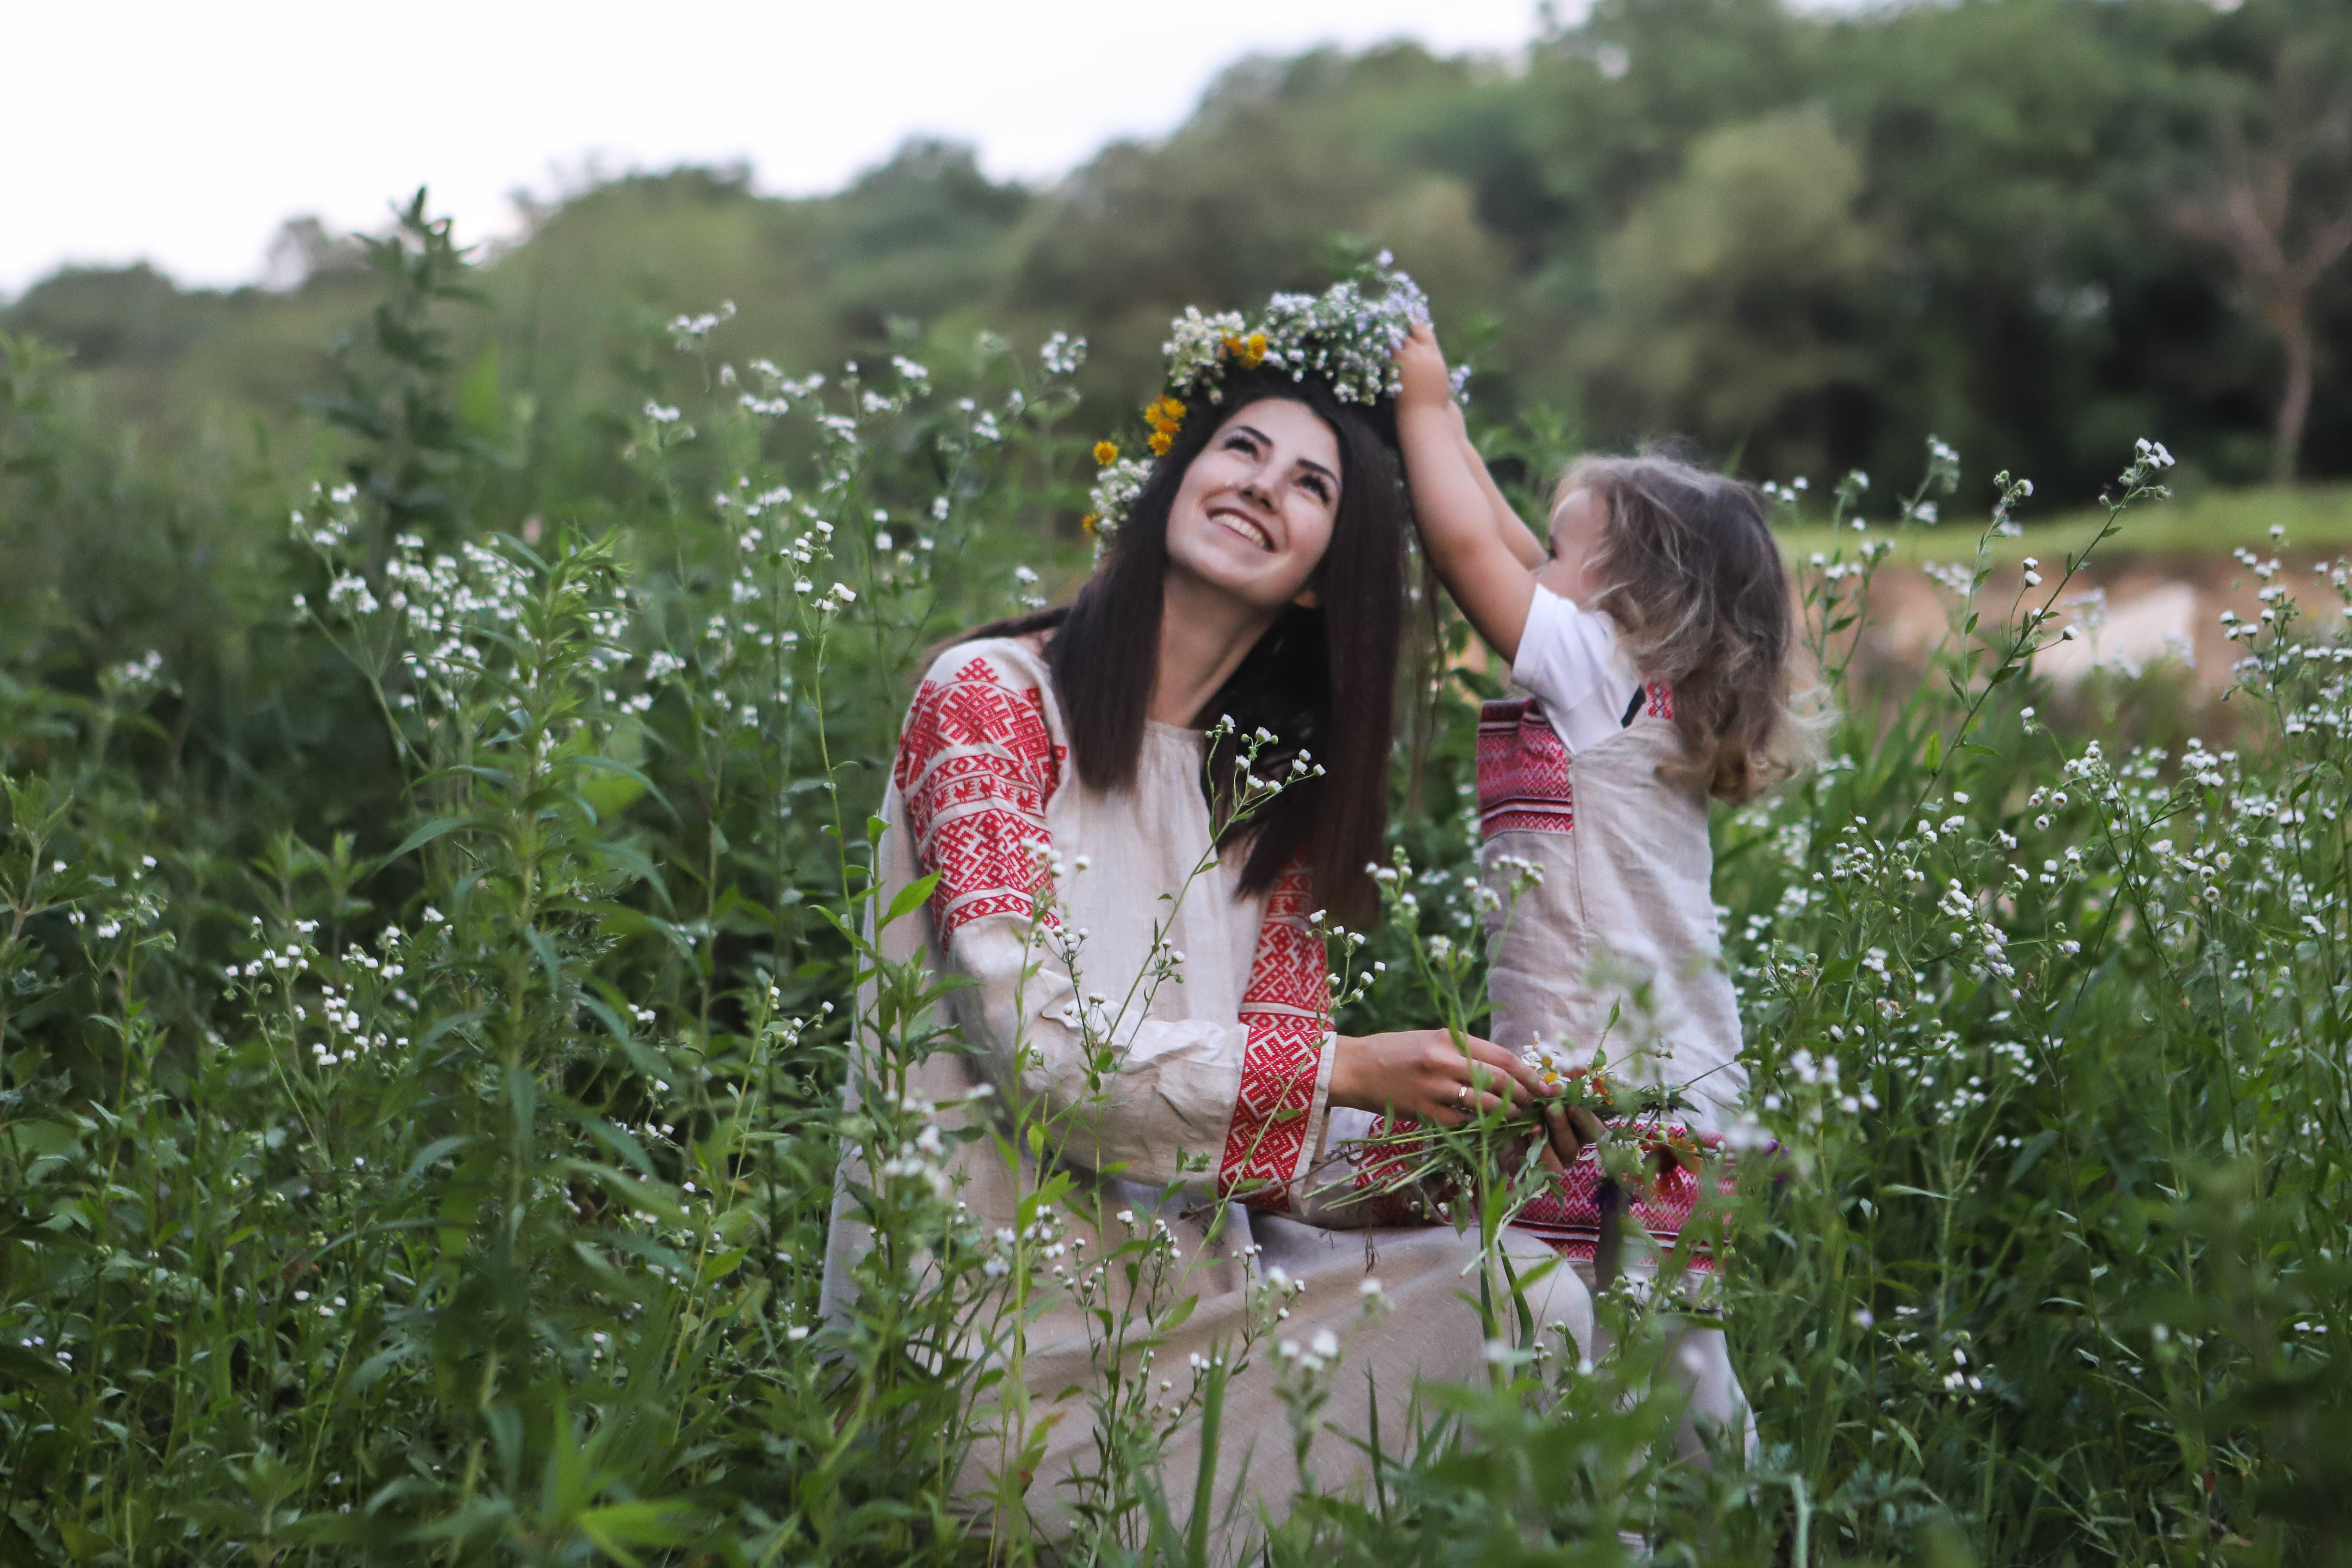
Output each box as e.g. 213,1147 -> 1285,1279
821,322 -> 1588,1552
1042,369 -> 1406,926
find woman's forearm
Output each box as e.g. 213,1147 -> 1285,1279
1330,1028 -> 1555,1125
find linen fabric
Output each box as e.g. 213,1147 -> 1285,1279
1474,690 -> 1747,1136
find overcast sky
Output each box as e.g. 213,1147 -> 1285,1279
4,0 -> 1569,297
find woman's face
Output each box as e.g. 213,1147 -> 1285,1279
1163,398 -> 1342,615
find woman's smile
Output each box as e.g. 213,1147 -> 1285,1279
1206,499 -> 1276,552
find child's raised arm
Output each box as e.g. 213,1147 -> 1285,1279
1454,409 -> 1550,572
1394,323 -> 1543,662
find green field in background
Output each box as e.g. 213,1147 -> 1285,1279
1773,483 -> 2352,567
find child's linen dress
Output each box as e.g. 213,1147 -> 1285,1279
1477,585 -> 1748,1140
1477,587 -> 1756,1457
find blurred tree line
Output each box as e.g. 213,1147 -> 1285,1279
8,0 -> 2352,520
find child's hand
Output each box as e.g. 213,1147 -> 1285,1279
1541,1103 -> 1607,1167
1393,321 -> 1453,414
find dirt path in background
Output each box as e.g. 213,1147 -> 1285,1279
1854,551 -> 2344,699
1444,548 -> 2342,729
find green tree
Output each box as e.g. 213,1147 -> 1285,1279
2170,0 -> 2352,483
1574,108 -> 1890,478
1008,46 -> 1519,399
1820,0 -> 2175,491
8,0 -> 2352,503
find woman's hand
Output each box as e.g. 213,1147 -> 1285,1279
1329,1028 -> 1558,1126
1393,321 -> 1454,414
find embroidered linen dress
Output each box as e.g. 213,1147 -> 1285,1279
819,636 -> 1591,1558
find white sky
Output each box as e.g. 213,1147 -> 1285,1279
3,0 -> 1562,297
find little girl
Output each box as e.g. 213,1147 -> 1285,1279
1392,322 -> 1803,1461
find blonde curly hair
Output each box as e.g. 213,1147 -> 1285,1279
1558,453 -> 1808,802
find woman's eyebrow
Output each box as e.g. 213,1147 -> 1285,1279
1228,422 -> 1336,488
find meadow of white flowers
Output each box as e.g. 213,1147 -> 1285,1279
1,296 -> 2346,1566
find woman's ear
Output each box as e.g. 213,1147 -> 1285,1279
1292,585 -> 1322,610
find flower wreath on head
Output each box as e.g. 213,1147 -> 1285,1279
1081,254 -> 1468,541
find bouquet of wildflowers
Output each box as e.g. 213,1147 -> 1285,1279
1521,1044 -> 1711,1183
1341,1043 -> 1709,1220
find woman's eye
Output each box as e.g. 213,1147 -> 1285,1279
1301,476 -> 1332,503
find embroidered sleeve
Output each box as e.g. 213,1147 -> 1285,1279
893,646 -> 1333,1197
896,654 -> 1064,937
1477,699 -> 1575,838
1279,1107 -> 1464,1229
1216,863 -> 1337,1211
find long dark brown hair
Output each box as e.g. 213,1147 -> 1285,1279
977,369 -> 1409,924
1564,453 -> 1805,802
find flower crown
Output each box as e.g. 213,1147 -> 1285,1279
1082,254 -> 1462,540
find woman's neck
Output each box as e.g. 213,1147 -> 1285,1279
1148,572 -> 1280,727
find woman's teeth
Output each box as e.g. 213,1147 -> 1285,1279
1211,510 -> 1273,551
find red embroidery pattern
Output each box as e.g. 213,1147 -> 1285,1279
1477,698 -> 1574,839
1644,681 -> 1674,721
1218,863 -> 1331,1211
896,656 -> 1066,937
1348,1113 -> 1440,1225
1510,1123 -> 1733,1272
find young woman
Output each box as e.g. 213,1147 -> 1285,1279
821,355 -> 1592,1553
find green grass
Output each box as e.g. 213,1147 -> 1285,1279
1774,481 -> 2352,567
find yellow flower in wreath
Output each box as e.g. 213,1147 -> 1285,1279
1093,440 -> 1120,467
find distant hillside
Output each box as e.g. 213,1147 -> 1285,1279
9,0 -> 2352,513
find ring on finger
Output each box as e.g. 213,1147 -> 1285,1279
1453,1082 -> 1469,1107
